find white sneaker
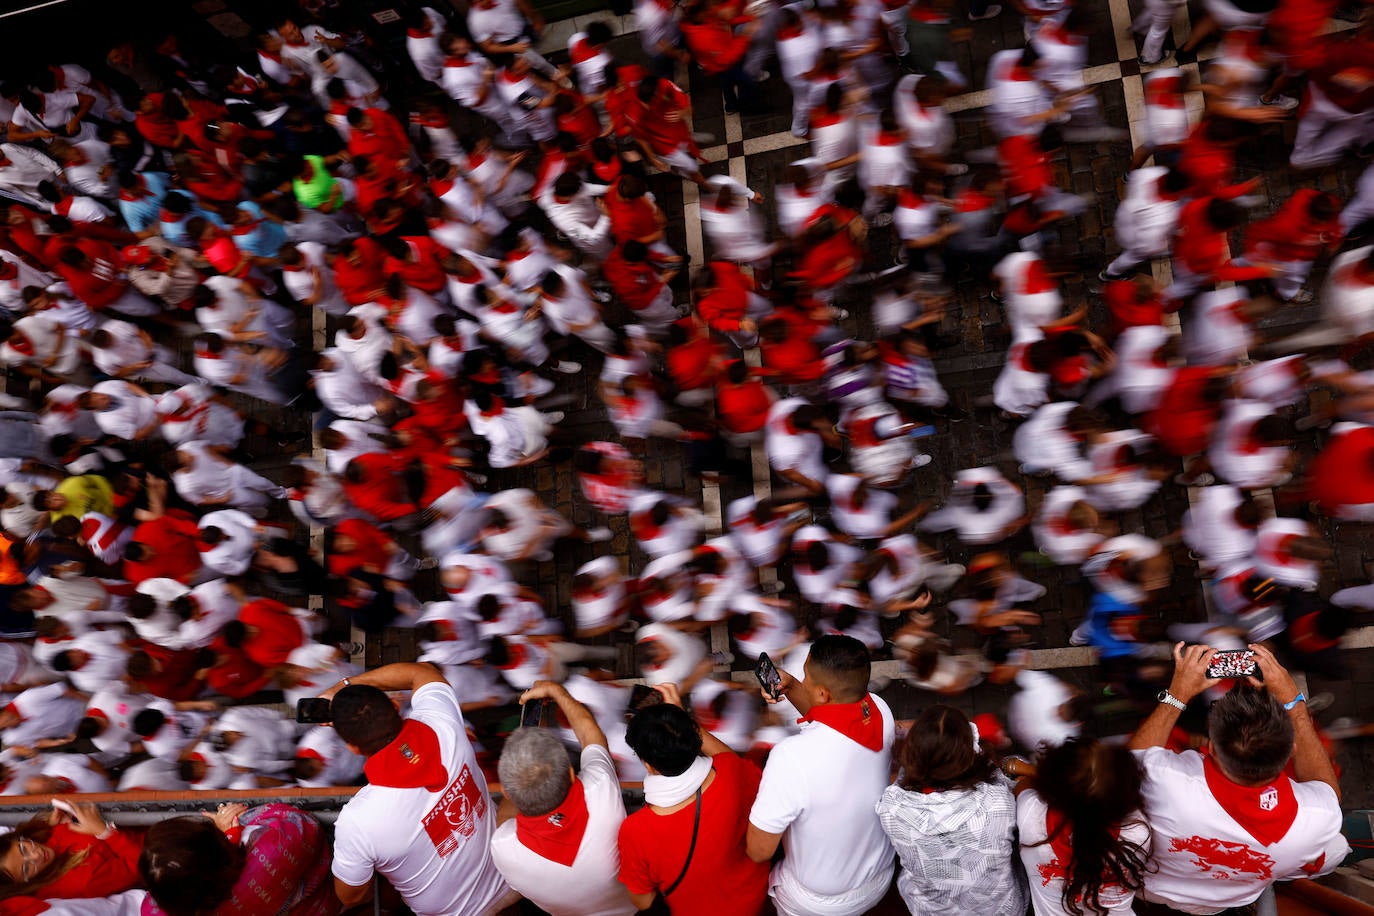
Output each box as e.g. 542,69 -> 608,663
1068,622 -> 1091,646
543,411 -> 566,425
553,360 -> 582,374
912,454 -> 934,468
586,526 -> 613,543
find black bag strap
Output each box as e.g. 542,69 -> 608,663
662,784 -> 704,897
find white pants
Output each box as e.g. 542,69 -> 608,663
1341,162 -> 1374,236
1134,0 -> 1182,61
769,863 -> 891,916
1292,85 -> 1374,169
630,287 -> 681,334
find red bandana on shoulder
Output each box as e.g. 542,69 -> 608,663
364,719 -> 450,791
1202,754 -> 1297,847
798,694 -> 884,751
515,778 -> 591,867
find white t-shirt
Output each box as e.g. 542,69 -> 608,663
749,694 -> 896,914
1133,746 -> 1347,914
1006,669 -> 1078,753
766,398 -> 828,485
489,744 -> 636,916
332,681 -> 510,916
1017,789 -> 1150,916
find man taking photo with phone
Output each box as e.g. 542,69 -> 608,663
490,680 -> 637,916
746,634 -> 897,916
320,662 -> 519,915
1128,642 -> 1348,915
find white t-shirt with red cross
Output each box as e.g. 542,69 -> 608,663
1133,746 -> 1347,915
332,682 -> 510,916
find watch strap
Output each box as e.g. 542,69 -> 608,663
1158,690 -> 1186,711
1282,692 -> 1306,711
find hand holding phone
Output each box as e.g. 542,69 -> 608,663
520,697 -> 550,728
755,653 -> 783,702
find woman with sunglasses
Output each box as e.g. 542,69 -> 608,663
0,800 -> 143,907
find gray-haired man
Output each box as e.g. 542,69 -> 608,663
490,680 -> 637,916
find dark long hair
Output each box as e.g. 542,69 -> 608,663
139,816 -> 246,915
898,704 -> 997,792
1027,738 -> 1152,916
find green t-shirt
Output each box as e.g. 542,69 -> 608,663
293,155 -> 342,210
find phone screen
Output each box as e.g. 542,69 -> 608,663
521,698 -> 550,728
1206,649 -> 1258,679
755,653 -> 782,700
296,697 -> 333,724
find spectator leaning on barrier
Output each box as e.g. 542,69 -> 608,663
491,679 -> 637,916
747,634 -> 897,916
1127,643 -> 1349,916
321,661 -> 518,916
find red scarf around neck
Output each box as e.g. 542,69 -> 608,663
515,778 -> 591,867
798,694 -> 884,751
364,719 -> 450,791
1202,754 -> 1297,847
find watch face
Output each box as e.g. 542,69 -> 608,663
1157,690 -> 1168,702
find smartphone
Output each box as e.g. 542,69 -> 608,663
755,652 -> 783,701
1206,649 -> 1258,679
520,698 -> 550,728
628,684 -> 663,715
296,697 -> 333,724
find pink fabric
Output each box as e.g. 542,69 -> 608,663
141,804 -> 339,916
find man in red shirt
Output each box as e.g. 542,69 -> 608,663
617,684 -> 770,914
1166,197 -> 1270,303
1143,366 -> 1233,485
346,106 -> 412,175
694,261 -> 771,347
680,4 -> 762,113
54,240 -> 160,317
604,240 -> 681,332
1243,189 -> 1339,303
123,508 -> 204,584
1306,423 -> 1374,519
716,359 -> 775,444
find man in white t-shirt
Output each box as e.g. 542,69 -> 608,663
746,635 -> 896,916
1127,643 -> 1348,916
324,662 -> 518,915
491,680 -> 636,916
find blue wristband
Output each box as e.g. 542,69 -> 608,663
1282,692 -> 1306,711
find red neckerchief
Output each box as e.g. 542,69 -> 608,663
7,332 -> 33,356
363,719 -> 450,791
798,693 -> 884,751
515,778 -> 591,866
1023,259 -> 1056,295
1201,754 -> 1297,847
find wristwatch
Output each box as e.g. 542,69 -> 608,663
1157,689 -> 1187,711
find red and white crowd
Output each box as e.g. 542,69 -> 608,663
0,0 -> 1366,909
